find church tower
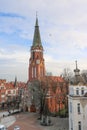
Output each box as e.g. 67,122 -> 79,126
28,16 -> 45,81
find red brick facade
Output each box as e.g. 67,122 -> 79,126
28,46 -> 45,81
28,17 -> 68,113
46,76 -> 68,113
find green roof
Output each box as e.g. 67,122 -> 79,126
32,17 -> 42,47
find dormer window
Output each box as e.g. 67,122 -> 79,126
76,88 -> 79,95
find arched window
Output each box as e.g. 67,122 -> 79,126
32,67 -> 36,78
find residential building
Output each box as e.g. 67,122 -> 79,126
68,61 -> 87,130
0,79 -> 26,110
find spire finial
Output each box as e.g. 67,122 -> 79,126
36,11 -> 38,18
75,60 -> 77,69
35,11 -> 38,27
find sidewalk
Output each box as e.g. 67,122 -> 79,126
0,110 -> 19,128
1,116 -> 16,128
8,113 -> 43,130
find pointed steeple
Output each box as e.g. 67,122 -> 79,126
14,76 -> 17,87
32,15 -> 42,47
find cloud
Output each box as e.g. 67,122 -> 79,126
0,0 -> 87,81
0,45 -> 29,82
0,12 -> 25,19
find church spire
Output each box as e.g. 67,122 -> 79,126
28,16 -> 45,81
32,15 -> 42,47
14,76 -> 17,87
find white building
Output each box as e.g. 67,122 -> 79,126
68,61 -> 87,130
68,84 -> 87,130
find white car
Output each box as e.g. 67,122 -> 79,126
0,124 -> 7,130
14,126 -> 20,130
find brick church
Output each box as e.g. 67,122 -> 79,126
28,16 -> 68,113
28,16 -> 45,82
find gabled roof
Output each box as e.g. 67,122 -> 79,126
47,76 -> 65,82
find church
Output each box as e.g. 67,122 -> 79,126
28,16 -> 68,114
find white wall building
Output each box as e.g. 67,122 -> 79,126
68,84 -> 87,130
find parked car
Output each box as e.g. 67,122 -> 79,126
14,125 -> 20,130
0,124 -> 7,130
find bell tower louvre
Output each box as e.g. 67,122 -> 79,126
28,16 -> 45,81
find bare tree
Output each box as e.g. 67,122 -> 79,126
28,77 -> 54,125
81,70 -> 87,83
62,68 -> 73,82
28,79 -> 49,116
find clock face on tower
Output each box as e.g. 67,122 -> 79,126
36,59 -> 40,64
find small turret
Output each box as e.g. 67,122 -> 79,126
74,60 -> 80,77
73,61 -> 85,85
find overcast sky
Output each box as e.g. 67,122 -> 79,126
0,0 -> 87,82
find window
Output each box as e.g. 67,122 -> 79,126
70,102 -> 72,113
76,88 -> 79,95
32,67 -> 33,78
32,52 -> 35,60
8,90 -> 11,94
78,121 -> 81,130
1,86 -> 4,89
13,90 -> 15,94
81,88 -> 84,95
71,119 -> 73,130
32,67 -> 36,78
34,67 -> 36,78
77,103 -> 80,114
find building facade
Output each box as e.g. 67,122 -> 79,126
68,85 -> 87,130
68,62 -> 87,130
0,79 -> 26,110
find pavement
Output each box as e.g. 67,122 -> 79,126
0,111 -> 69,130
8,113 -> 43,130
